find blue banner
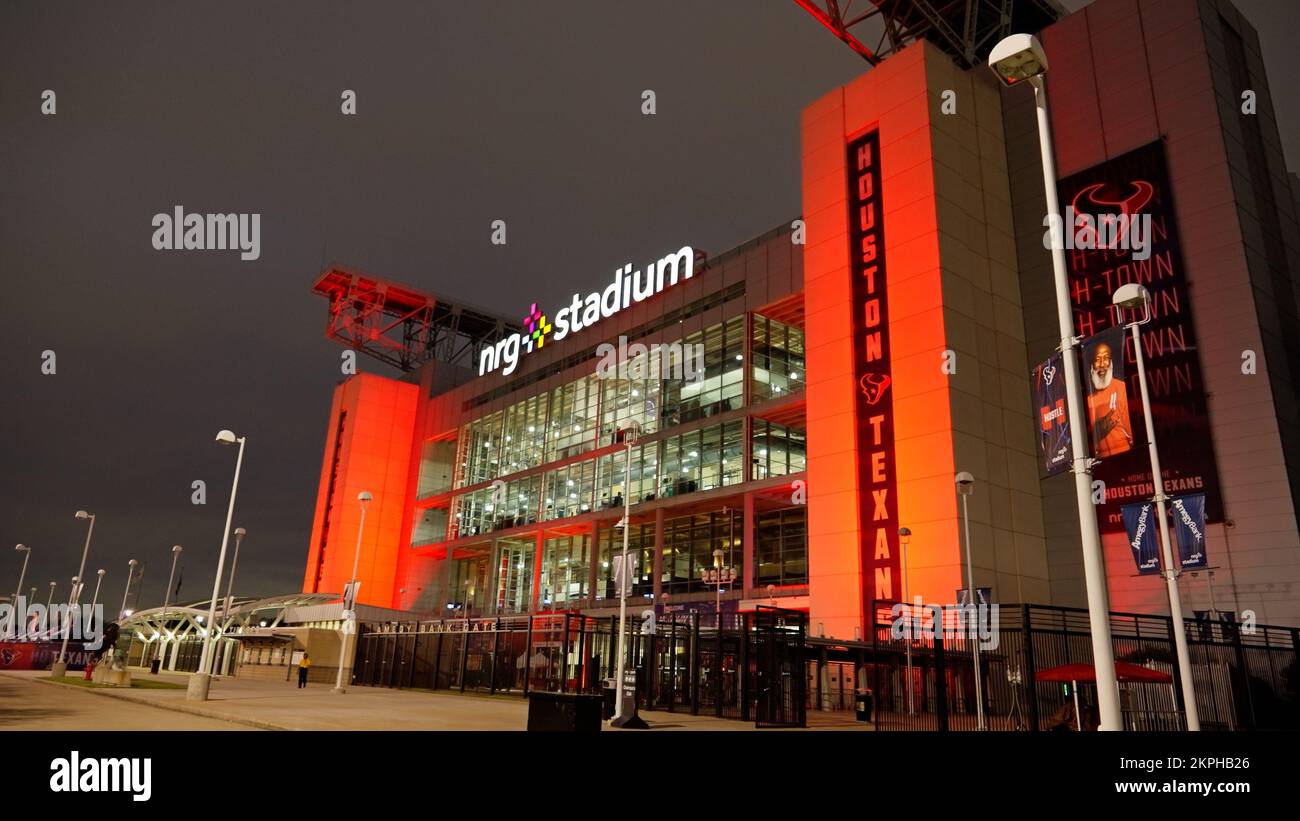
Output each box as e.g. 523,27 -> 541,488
1121,501 -> 1161,575
1032,353 -> 1071,477
1171,493 -> 1208,570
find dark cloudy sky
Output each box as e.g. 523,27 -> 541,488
2,0 -> 1296,611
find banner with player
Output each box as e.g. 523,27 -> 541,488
1082,326 -> 1134,459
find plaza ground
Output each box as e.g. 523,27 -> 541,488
0,669 -> 867,731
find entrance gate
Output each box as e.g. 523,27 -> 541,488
753,606 -> 807,728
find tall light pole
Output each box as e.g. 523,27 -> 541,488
334,490 -> 372,694
188,429 -> 246,701
44,584 -> 56,641
222,527 -> 247,616
157,545 -> 183,675
162,546 -> 183,623
955,472 -> 985,730
898,527 -> 915,716
1113,283 -> 1200,730
989,33 -> 1122,730
9,544 -> 31,637
53,510 -> 97,676
119,558 -> 138,620
612,421 -> 642,725
88,568 -> 106,613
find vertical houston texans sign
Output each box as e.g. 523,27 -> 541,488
846,129 -> 899,611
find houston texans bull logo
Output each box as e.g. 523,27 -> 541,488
858,372 -> 892,405
1071,180 -> 1154,217
1052,179 -> 1156,261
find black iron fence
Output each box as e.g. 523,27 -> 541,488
869,601 -> 1300,731
352,606 -> 808,727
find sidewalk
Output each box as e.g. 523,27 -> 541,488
3,669 -> 869,731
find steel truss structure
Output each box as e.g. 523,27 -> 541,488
793,0 -> 1064,68
313,266 -> 521,373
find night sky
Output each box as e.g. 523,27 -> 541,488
2,1 -> 1296,611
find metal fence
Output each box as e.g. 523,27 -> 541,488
351,606 -> 808,727
869,601 -> 1300,731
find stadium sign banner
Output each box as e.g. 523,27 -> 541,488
1057,140 -> 1222,532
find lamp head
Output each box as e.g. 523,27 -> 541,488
15,544 -> 28,553
956,471 -> 976,495
75,510 -> 91,520
128,559 -> 138,567
215,429 -> 238,445
1112,283 -> 1151,309
172,544 -> 183,554
988,33 -> 1048,86
234,527 -> 247,538
358,491 -> 373,508
898,527 -> 912,542
97,569 -> 105,576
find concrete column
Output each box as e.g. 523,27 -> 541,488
652,507 -> 666,602
588,522 -> 600,605
743,491 -> 755,598
486,537 -> 500,616
531,530 -> 545,611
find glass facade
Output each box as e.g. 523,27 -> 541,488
750,314 -> 805,402
417,306 -> 809,613
754,507 -> 808,586
539,534 -> 590,607
751,420 -> 807,480
661,509 -> 743,595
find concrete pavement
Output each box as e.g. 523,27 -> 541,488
0,670 -> 250,730
0,668 -> 869,731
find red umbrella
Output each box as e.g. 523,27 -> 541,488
1036,661 -> 1171,684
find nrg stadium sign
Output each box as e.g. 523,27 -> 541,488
478,245 -> 700,377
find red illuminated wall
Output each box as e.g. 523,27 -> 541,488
803,42 -> 964,639
303,373 -> 418,607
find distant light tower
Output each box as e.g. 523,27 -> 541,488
222,527 -> 247,616
119,559 -> 138,621
54,510 -> 97,677
9,545 -> 32,637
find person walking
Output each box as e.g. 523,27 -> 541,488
297,652 -> 311,688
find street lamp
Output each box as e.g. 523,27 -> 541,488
188,429 -> 246,701
222,527 -> 247,616
119,558 -> 138,621
898,527 -> 915,716
9,544 -> 32,637
701,548 -> 738,622
989,33 -> 1122,731
1113,283 -> 1201,731
89,568 -> 106,612
955,472 -> 985,730
334,490 -> 372,694
162,545 -> 183,631
612,420 -> 645,726
54,510 -> 97,676
44,581 -> 56,640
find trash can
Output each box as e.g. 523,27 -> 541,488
150,659 -> 161,675
855,690 -> 874,722
601,679 -> 617,720
526,691 -> 603,732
